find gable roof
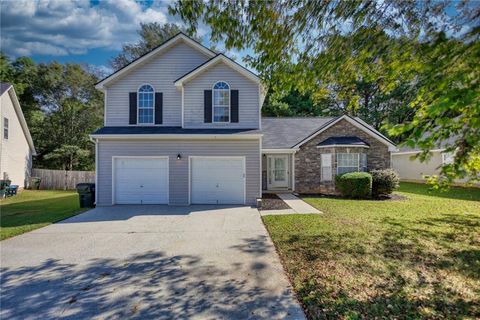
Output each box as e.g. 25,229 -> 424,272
174,54 -> 261,86
260,117 -> 336,149
95,33 -> 216,89
260,115 -> 396,151
292,115 -> 397,150
0,83 -> 36,154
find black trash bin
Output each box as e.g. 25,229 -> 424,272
76,183 -> 95,208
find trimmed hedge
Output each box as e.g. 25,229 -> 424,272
371,169 -> 400,197
335,172 -> 372,198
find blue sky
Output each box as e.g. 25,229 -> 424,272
0,0 -> 247,75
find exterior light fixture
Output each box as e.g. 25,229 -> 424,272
177,154 -> 182,160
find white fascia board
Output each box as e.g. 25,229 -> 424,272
8,87 -> 36,155
90,134 -> 263,140
175,55 -> 261,87
316,144 -> 370,149
392,148 -> 445,155
293,115 -> 397,150
262,148 -> 298,154
96,34 -> 215,89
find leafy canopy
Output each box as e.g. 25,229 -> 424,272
170,0 -> 480,183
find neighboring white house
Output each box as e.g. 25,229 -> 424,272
391,137 -> 472,184
0,83 -> 36,188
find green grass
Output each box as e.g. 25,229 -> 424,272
0,190 -> 85,240
263,182 -> 480,319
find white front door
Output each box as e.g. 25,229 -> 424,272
114,157 -> 169,204
268,155 -> 289,189
190,157 -> 245,204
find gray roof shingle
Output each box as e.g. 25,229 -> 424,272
0,83 -> 11,95
260,117 -> 336,149
92,126 -> 260,135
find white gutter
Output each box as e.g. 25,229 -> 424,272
262,148 -> 298,154
90,134 -> 263,140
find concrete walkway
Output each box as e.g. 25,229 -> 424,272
1,205 -> 305,320
277,193 -> 322,214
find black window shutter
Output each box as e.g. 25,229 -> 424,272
204,90 -> 212,123
231,90 -> 239,123
155,92 -> 163,124
129,92 -> 137,125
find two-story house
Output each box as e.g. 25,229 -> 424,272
0,83 -> 36,189
92,33 -> 396,206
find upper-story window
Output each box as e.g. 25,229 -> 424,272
213,81 -> 230,123
138,84 -> 154,124
3,117 -> 8,140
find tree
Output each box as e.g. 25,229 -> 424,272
110,22 -> 199,71
0,56 -> 103,171
170,0 -> 479,183
33,62 -> 103,171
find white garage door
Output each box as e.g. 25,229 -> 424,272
191,157 -> 245,205
114,157 -> 169,204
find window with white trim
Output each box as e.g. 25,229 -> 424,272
321,153 -> 332,181
337,153 -> 365,175
138,84 -> 154,124
213,81 -> 230,122
3,117 -> 8,140
360,153 -> 368,171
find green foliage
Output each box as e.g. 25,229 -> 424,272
171,0 -> 479,183
370,169 -> 400,197
335,172 -> 372,198
0,55 -> 103,171
110,22 -> 199,71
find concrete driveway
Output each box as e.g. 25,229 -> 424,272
0,205 -> 305,320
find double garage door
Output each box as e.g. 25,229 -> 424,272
113,157 -> 245,205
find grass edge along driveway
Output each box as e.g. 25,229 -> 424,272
263,182 -> 480,319
1,190 -> 86,240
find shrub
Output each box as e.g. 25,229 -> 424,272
370,169 -> 400,197
335,172 -> 372,198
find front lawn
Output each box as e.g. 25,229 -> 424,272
263,182 -> 480,319
0,190 -> 85,240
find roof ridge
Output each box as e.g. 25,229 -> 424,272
262,116 -> 335,119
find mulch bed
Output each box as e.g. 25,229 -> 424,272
260,193 -> 291,210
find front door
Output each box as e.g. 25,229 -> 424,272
267,155 -> 289,189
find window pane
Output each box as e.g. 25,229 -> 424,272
213,106 -> 229,122
337,167 -> 358,175
138,85 -> 154,123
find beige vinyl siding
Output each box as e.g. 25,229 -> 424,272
104,41 -> 210,126
0,92 -> 32,187
392,152 -> 443,182
183,62 -> 260,129
97,139 -> 260,206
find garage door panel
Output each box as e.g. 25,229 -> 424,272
191,158 -> 245,205
114,158 -> 169,204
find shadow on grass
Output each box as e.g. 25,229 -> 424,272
275,212 -> 480,319
398,182 -> 480,201
1,240 -> 303,319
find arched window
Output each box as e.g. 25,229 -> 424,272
138,84 -> 154,124
213,81 -> 230,123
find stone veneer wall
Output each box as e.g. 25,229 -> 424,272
294,119 -> 391,194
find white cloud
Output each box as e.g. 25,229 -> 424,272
0,0 -> 171,57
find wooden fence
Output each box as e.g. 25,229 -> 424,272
31,168 -> 95,190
